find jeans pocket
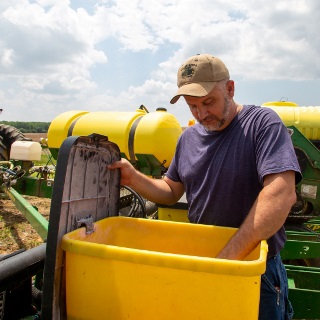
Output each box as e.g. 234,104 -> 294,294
260,273 -> 282,319
259,255 -> 291,320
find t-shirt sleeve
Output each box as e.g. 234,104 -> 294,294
255,111 -> 302,184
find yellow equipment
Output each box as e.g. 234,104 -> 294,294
62,216 -> 267,320
262,102 -> 320,140
47,106 -> 182,176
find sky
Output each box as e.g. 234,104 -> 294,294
0,0 -> 319,126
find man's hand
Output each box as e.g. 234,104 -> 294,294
107,158 -> 138,187
108,158 -> 184,205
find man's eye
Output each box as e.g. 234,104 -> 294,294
204,99 -> 213,105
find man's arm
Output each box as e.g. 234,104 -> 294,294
108,158 -> 184,205
216,170 -> 297,260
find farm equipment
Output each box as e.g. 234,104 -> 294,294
0,103 -> 320,319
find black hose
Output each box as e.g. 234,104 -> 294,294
0,244 -> 46,292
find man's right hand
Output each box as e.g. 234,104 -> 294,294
107,158 -> 137,187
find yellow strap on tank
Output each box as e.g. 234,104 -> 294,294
67,115 -> 84,137
128,116 -> 143,164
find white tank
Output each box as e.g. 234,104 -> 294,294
10,141 -> 42,161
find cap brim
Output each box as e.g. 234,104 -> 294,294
170,81 -> 217,104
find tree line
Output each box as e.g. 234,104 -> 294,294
0,121 -> 50,133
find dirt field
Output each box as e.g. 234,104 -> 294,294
0,196 -> 51,255
24,132 -> 48,141
0,132 -> 50,256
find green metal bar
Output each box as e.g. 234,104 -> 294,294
286,265 -> 320,289
1,186 -> 48,240
289,288 -> 320,319
305,220 -> 320,233
14,176 -> 53,199
281,238 -> 320,260
286,231 -> 319,241
286,265 -> 320,319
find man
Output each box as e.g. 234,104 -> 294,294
108,54 -> 301,319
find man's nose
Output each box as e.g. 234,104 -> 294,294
196,105 -> 208,120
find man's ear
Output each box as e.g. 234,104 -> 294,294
226,80 -> 235,97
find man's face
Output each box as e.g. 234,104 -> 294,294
184,81 -> 234,132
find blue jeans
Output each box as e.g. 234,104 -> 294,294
259,254 -> 293,320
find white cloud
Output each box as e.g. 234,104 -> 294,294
0,48 -> 14,67
1,1 -> 107,87
0,0 -> 319,124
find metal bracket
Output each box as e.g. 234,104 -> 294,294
76,216 -> 94,234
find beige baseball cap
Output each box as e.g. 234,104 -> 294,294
170,54 -> 230,104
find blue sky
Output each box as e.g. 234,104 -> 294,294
0,0 -> 319,126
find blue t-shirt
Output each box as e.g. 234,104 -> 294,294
166,105 -> 301,257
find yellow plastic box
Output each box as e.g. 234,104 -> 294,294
157,193 -> 189,222
157,206 -> 189,222
61,217 -> 268,320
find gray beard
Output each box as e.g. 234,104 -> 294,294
201,97 -> 231,132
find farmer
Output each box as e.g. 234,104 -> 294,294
108,54 -> 301,319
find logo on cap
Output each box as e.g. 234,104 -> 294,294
181,64 -> 197,79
